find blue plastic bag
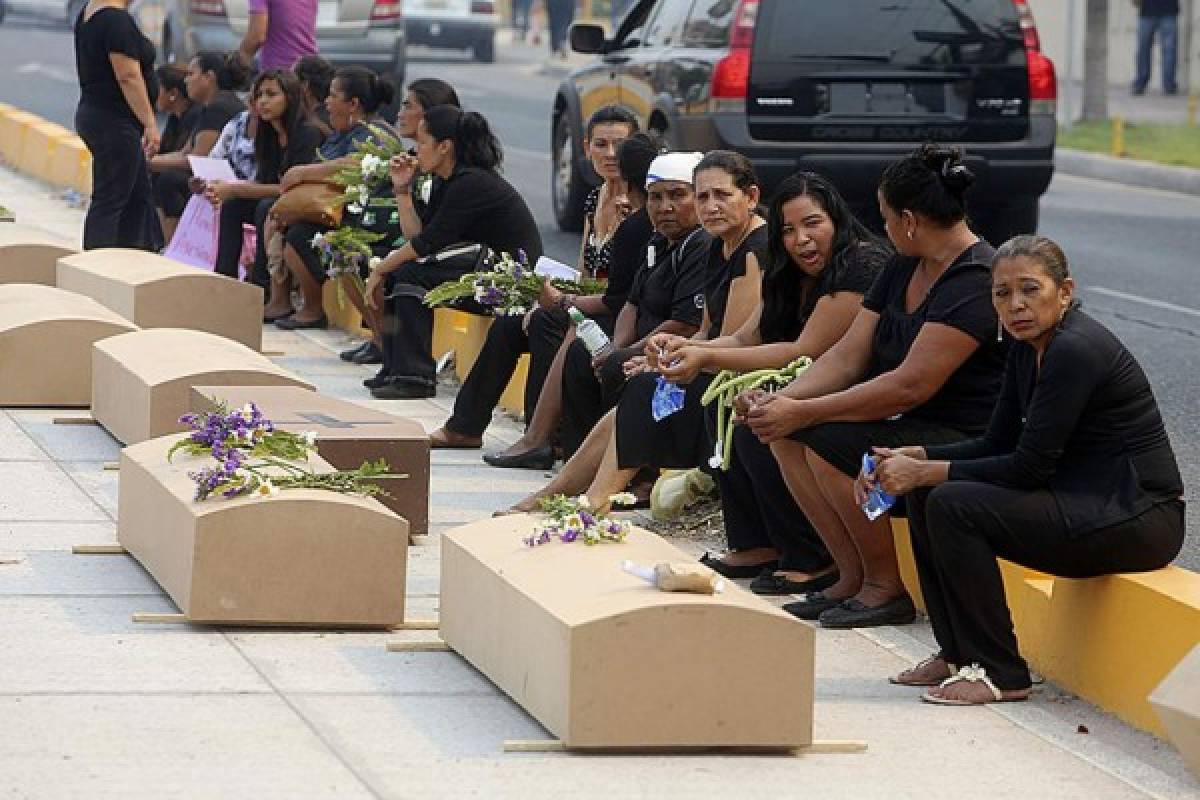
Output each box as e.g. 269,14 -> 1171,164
860,453 -> 896,521
651,375 -> 687,422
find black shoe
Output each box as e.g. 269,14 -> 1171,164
818,594 -> 917,629
482,445 -> 555,471
341,341 -> 370,362
782,592 -> 844,620
351,342 -> 383,365
750,568 -> 840,597
264,310 -> 294,323
275,314 -> 328,330
698,552 -> 779,580
370,378 -> 436,400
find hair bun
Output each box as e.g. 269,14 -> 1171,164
918,144 -> 974,194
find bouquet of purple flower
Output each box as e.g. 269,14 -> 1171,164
522,493 -> 636,547
424,250 -> 605,317
171,402 -> 404,503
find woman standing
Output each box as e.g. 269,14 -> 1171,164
74,0 -> 159,250
869,235 -> 1184,704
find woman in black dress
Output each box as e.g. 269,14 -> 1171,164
865,235 -> 1184,704
74,0 -> 159,250
743,145 -> 1008,629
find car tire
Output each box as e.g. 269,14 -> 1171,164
975,198 -> 1039,247
473,35 -> 495,63
552,114 -> 588,233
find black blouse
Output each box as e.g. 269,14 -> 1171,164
411,165 -> 543,265
600,208 -> 654,316
582,187 -> 617,280
74,7 -> 158,125
702,224 -> 769,340
926,309 -> 1183,536
863,240 -> 1007,434
627,226 -> 710,340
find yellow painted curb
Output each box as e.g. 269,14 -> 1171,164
0,106 -> 92,195
892,518 -> 1200,737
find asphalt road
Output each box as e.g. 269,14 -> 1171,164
1,14 -> 1197,567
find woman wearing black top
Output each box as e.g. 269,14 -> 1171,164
867,235 -> 1184,705
365,106 -> 543,400
74,0 -> 159,250
743,145 -> 1008,629
204,70 -> 324,282
430,133 -> 658,454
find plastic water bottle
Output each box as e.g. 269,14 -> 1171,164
860,454 -> 897,521
568,307 -> 611,355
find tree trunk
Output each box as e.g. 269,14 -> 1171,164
1082,0 -> 1110,121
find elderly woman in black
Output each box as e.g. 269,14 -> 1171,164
865,235 -> 1184,705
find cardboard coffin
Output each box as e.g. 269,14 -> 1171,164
440,516 -> 815,749
1150,644 -> 1200,779
0,284 -> 137,407
118,434 -> 409,627
0,224 -> 77,285
188,385 -> 431,537
92,328 -> 314,445
57,248 -> 264,350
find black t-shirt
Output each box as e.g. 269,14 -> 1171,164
702,224 -> 769,340
627,226 -> 710,340
412,165 -> 544,264
160,104 -> 202,154
601,208 -> 654,315
255,118 -> 325,184
192,91 -> 246,150
760,241 -> 891,344
74,7 -> 158,125
862,240 -> 1006,434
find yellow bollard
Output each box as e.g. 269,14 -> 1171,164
1111,116 -> 1126,157
1189,93 -> 1198,128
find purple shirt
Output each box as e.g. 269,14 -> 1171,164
247,0 -> 318,72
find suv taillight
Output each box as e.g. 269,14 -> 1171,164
470,0 -> 495,13
710,0 -> 758,108
189,0 -> 226,14
370,0 -> 402,21
1013,0 -> 1056,115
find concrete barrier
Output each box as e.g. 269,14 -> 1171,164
440,515 -> 814,749
1150,644 -> 1200,779
0,224 -> 77,285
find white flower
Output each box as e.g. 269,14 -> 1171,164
575,494 -> 592,510
507,305 -> 527,316
347,203 -> 363,215
301,431 -> 318,448
240,403 -> 255,420
360,154 -> 382,177
473,284 -> 488,302
708,441 -> 724,470
608,492 -> 637,506
368,257 -> 382,272
311,232 -> 325,248
255,479 -> 279,497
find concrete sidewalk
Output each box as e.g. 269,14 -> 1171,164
0,166 -> 1196,798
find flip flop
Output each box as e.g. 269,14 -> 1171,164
920,664 -> 1030,706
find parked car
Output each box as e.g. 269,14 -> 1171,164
0,0 -> 86,26
552,0 -> 1057,246
404,0 -> 498,63
131,0 -> 406,80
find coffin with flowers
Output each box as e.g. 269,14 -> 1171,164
189,385 -> 431,536
118,432 -> 409,626
0,284 -> 137,406
440,515 -> 815,749
0,224 -> 77,285
92,328 -> 314,445
57,248 -> 263,350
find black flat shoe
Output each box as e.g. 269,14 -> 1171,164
370,379 -> 436,400
782,592 -> 845,620
363,369 -> 391,389
351,342 -> 383,365
818,594 -> 917,629
482,445 -> 555,471
275,315 -> 328,330
750,568 -> 840,596
264,310 -> 294,323
699,552 -> 778,580
341,341 -> 370,362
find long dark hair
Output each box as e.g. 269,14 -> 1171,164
407,78 -> 461,111
422,106 -> 502,171
879,143 -> 975,227
760,172 -> 883,344
334,66 -> 396,115
617,131 -> 661,205
192,51 -> 250,91
252,70 -> 306,183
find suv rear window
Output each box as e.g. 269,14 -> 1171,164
756,0 -> 1025,67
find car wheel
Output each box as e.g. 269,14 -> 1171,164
552,114 -> 588,233
975,198 -> 1039,247
473,35 -> 495,63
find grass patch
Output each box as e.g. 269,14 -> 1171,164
1059,120 -> 1200,169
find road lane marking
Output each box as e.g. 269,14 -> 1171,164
1088,287 -> 1200,319
16,62 -> 77,85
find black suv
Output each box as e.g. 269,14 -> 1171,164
552,0 -> 1057,246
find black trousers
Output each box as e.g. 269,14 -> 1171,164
446,308 -> 570,437
75,104 -> 157,251
380,260 -> 487,386
909,483 -> 1185,690
284,220 -> 332,283
715,424 -> 833,572
151,169 -> 191,218
215,196 -> 273,285
559,339 -> 637,459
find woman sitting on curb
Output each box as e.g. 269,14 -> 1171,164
864,234 -> 1184,705
741,145 -> 1008,630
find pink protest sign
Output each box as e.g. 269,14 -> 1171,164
163,195 -> 218,270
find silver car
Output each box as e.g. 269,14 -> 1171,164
404,0 -> 497,63
0,0 -> 86,26
132,0 -> 406,79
